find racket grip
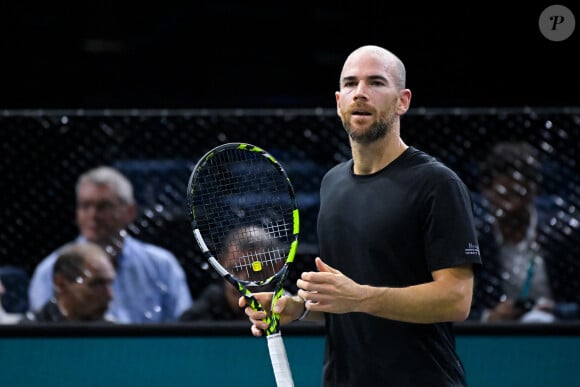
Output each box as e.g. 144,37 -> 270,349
267,332 -> 295,387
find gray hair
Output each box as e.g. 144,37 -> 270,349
76,166 -> 135,204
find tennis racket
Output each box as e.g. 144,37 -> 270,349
187,142 -> 299,387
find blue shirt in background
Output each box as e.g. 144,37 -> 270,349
28,236 -> 193,323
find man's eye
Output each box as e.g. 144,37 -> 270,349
88,279 -> 114,287
77,200 -> 120,211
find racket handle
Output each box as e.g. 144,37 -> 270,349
267,332 -> 295,387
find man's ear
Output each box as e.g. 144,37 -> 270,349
124,203 -> 138,224
397,89 -> 412,115
53,272 -> 67,294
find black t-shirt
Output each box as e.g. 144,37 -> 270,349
317,147 -> 482,387
19,300 -> 115,324
178,283 -> 247,322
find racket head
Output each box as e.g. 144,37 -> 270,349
187,142 -> 299,288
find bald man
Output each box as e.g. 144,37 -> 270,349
22,242 -> 116,323
242,45 -> 481,386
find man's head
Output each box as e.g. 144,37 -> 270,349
221,225 -> 282,280
335,45 -> 412,145
219,225 -> 283,309
480,141 -> 542,215
53,242 -> 116,321
75,166 -> 137,247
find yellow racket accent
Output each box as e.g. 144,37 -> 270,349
251,261 -> 263,272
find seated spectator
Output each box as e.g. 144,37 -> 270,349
0,277 -> 23,324
28,166 -> 193,323
179,225 -> 283,322
20,242 -> 116,323
470,141 -> 579,322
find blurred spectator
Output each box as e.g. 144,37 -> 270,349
179,225 -> 283,322
470,141 -> 579,322
0,277 -> 23,324
21,242 -> 116,323
28,166 -> 193,323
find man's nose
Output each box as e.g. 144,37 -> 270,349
353,84 -> 369,100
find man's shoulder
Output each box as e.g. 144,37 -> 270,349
406,147 -> 459,178
321,160 -> 350,183
124,236 -> 178,261
33,243 -> 70,274
20,301 -> 62,323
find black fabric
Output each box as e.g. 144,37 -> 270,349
317,147 -> 481,387
178,283 -> 247,322
19,300 -> 114,324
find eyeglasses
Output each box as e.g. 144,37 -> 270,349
72,275 -> 114,288
77,200 -> 124,212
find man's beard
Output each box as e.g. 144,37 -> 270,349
342,113 -> 396,145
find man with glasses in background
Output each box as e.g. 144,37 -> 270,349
21,242 -> 116,323
28,166 -> 193,323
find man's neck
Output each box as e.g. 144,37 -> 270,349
351,133 -> 408,175
56,299 -> 75,321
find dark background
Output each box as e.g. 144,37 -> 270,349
1,2 -> 578,109
1,2 -> 579,316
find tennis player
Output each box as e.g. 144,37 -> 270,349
242,45 -> 482,386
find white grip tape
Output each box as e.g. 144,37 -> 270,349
193,229 -> 208,252
267,332 -> 295,387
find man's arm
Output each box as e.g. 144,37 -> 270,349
28,254 -> 57,311
298,258 -> 474,323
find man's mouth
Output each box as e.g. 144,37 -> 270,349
352,110 -> 371,116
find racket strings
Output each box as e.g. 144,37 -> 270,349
232,248 -> 286,278
191,147 -> 296,284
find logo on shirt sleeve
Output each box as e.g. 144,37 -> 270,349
464,242 -> 480,256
